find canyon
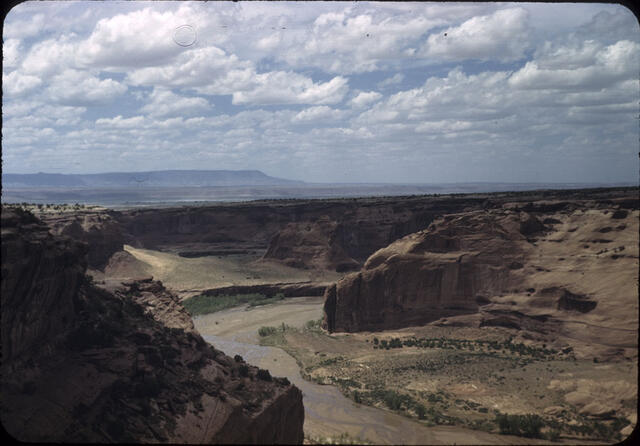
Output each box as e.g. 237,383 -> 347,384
2,186 -> 636,443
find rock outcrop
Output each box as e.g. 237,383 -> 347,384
323,210 -> 540,332
263,216 -> 360,271
1,208 -> 304,443
40,210 -> 125,270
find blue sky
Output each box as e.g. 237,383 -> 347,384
2,1 -> 638,183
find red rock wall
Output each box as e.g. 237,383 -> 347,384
323,211 -> 537,332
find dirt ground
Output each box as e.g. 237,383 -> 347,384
116,245 -> 342,298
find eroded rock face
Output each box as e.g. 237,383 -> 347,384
117,278 -> 197,332
40,210 -> 125,270
1,208 -> 304,443
263,217 -> 360,271
1,208 -> 87,362
323,211 -> 538,332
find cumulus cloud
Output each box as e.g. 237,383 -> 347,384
2,1 -> 637,183
279,9 -> 444,73
139,88 -> 211,117
421,8 -> 531,62
3,12 -> 47,39
77,7 -> 199,69
292,106 -> 345,122
127,44 -> 350,105
509,40 -> 639,90
232,73 -> 348,105
21,37 -> 78,77
2,71 -> 42,96
377,73 -> 405,89
3,39 -> 22,68
95,115 -> 146,128
350,91 -> 383,108
46,69 -> 128,105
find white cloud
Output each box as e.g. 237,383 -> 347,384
139,88 -> 211,118
21,37 -> 78,77
3,13 -> 47,39
128,45 -> 350,105
47,69 -> 127,105
350,91 -> 382,108
76,5 -> 214,69
232,72 -> 349,106
292,106 -> 345,122
127,46 -> 252,89
509,40 -> 639,90
2,70 -> 42,96
279,10 -> 444,73
3,39 -> 22,68
2,2 -> 637,183
377,73 -> 405,89
421,8 -> 531,62
95,115 -> 146,128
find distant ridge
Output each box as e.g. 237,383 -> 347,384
2,170 -> 304,188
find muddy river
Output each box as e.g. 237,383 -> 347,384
193,296 -> 549,445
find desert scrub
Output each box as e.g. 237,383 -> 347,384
247,292 -> 285,308
256,325 -> 289,347
495,413 -> 545,438
258,326 -> 277,337
305,432 -> 372,445
182,293 -> 281,315
304,318 -> 323,331
372,336 -> 568,360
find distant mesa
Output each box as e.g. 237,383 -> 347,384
2,170 -> 303,188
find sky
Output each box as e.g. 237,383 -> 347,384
2,1 -> 639,184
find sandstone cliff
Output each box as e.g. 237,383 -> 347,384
323,210 -> 540,332
323,198 -> 638,361
1,208 -> 304,443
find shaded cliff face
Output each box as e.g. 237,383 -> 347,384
116,196 -> 489,271
323,210 -> 539,332
1,208 -> 88,362
1,208 -> 304,443
115,188 -> 636,272
40,210 -> 125,270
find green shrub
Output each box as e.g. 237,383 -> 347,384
496,413 -> 545,438
182,293 -> 268,315
258,326 -> 277,337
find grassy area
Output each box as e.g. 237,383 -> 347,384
182,292 -> 285,315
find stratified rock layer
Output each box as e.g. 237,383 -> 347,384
1,208 -> 304,443
323,210 -> 540,332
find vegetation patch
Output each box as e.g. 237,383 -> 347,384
182,292 -> 285,315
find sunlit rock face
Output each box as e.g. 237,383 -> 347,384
323,210 -> 542,333
0,208 -> 304,444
